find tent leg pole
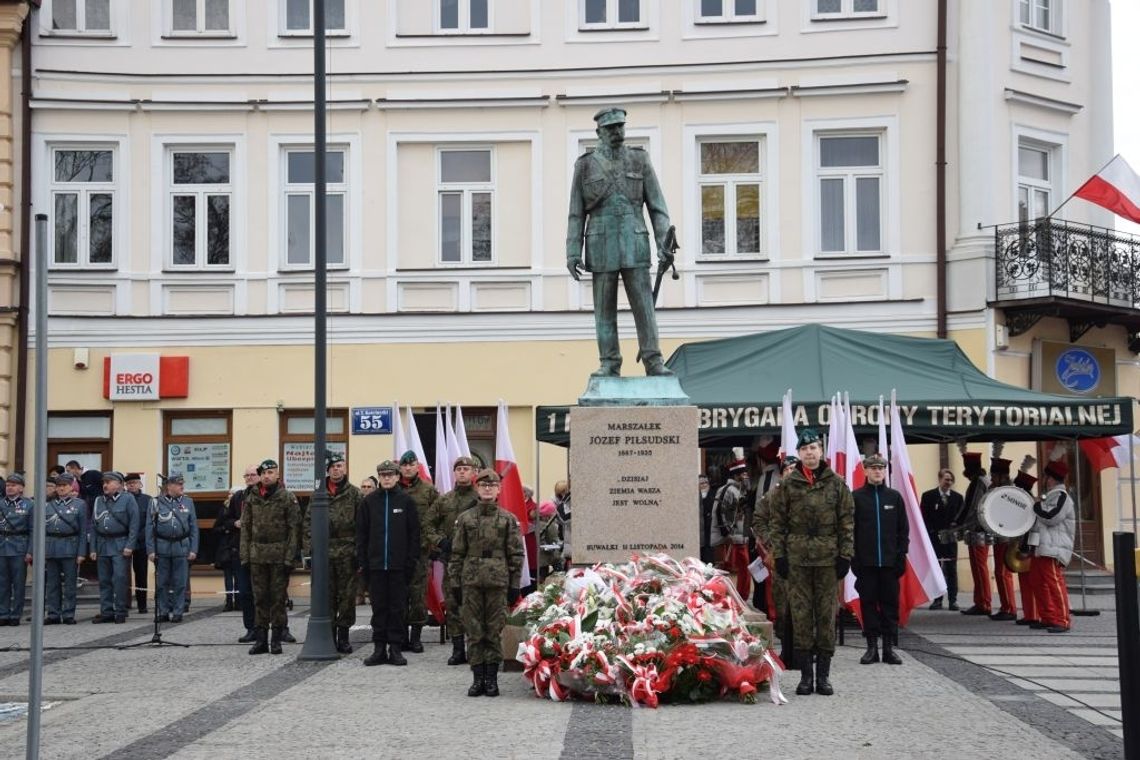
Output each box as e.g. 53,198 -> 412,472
1072,439 -> 1098,616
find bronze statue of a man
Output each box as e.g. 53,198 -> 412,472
566,107 -> 673,377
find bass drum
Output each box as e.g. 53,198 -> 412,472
978,485 -> 1036,539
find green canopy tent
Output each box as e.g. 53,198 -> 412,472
535,324 -> 1134,447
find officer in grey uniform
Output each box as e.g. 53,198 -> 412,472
566,106 -> 674,377
0,473 -> 33,625
44,474 -> 87,625
146,472 -> 198,623
124,473 -> 152,614
88,471 -> 140,623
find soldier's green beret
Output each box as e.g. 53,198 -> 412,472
864,453 -> 888,469
475,469 -> 501,485
325,450 -> 345,469
376,460 -> 399,475
593,107 -> 627,127
796,428 -> 822,449
452,455 -> 479,469
399,450 -> 418,465
101,470 -> 125,483
257,459 -> 278,474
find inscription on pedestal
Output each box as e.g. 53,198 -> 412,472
570,405 -> 699,565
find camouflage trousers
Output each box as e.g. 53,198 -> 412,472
461,585 -> 508,666
406,555 -> 427,627
772,575 -> 788,640
329,550 -> 357,628
787,564 -> 839,656
443,566 -> 463,638
250,563 -> 290,629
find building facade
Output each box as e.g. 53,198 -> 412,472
14,0 -> 1136,564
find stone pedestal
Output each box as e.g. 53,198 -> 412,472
570,400 -> 699,565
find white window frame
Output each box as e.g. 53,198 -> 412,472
810,0 -> 883,21
279,0 -> 349,36
165,146 -> 235,271
1010,126 -> 1067,224
579,0 -> 646,30
813,131 -> 886,256
437,146 -> 496,266
695,0 -> 763,24
166,0 -> 235,37
1018,0 -> 1061,36
695,137 -> 765,258
436,0 -> 493,34
280,145 -> 350,271
47,144 -> 118,270
43,0 -> 115,36
1016,141 -> 1055,223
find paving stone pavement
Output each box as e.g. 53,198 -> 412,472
0,597 -> 1124,759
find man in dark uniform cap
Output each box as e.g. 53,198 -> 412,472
566,106 -> 674,377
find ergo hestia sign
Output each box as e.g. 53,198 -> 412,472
109,354 -> 160,400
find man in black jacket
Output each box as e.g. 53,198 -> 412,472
356,460 -> 421,667
919,468 -> 962,611
852,454 -> 909,666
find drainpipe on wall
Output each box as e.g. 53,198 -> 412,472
14,4 -> 31,472
936,0 -> 948,468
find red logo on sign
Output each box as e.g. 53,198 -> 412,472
116,372 -> 154,385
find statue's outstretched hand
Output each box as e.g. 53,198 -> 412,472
567,258 -> 583,281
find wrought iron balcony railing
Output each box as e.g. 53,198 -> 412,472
995,220 -> 1140,309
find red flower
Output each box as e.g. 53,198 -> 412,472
696,669 -> 712,682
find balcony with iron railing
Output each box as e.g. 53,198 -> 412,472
993,219 -> 1140,348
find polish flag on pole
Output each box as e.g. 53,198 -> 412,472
877,396 -> 888,472
1079,434 -> 1140,474
445,405 -> 463,474
888,390 -> 947,626
842,392 -> 865,490
454,405 -> 473,457
779,389 -> 797,460
1074,155 -> 1140,224
405,406 -> 432,484
496,400 -> 531,588
826,394 -> 842,473
432,404 -> 452,493
392,401 -> 408,461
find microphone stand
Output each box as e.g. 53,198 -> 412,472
120,484 -> 191,649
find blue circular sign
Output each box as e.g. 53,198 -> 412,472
1055,348 -> 1100,394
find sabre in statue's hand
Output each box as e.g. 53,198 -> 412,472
567,257 -> 583,281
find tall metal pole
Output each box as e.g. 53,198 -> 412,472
299,0 -> 336,661
1130,431 -> 1137,537
26,214 -> 48,758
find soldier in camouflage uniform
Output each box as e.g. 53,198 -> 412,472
396,450 -> 439,654
753,455 -> 800,668
449,469 -> 524,697
239,459 -> 301,656
768,429 -> 854,697
304,451 -> 362,654
425,455 -> 480,664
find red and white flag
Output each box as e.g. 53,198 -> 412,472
1079,434 -> 1140,474
877,396 -> 888,473
392,401 -> 408,461
779,389 -> 797,461
842,392 -> 866,490
406,407 -> 432,483
826,394 -> 842,473
433,404 -> 452,493
454,405 -> 472,457
445,405 -> 463,474
1074,155 -> 1140,224
889,391 -> 947,626
496,400 -> 531,588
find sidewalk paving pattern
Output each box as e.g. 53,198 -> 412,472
0,591 -> 1124,760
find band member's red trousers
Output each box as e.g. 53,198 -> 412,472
993,541 -> 1018,615
968,544 -> 992,611
1017,563 -> 1038,622
1030,557 -> 1070,629
726,544 -> 751,601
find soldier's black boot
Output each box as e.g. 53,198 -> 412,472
448,635 -> 467,665
409,625 -> 424,654
269,626 -> 283,655
136,591 -> 148,614
335,626 -> 353,654
238,628 -> 257,643
401,626 -> 414,652
280,626 -> 297,644
881,638 -> 903,665
484,663 -> 500,697
223,596 -> 234,612
387,643 -> 407,666
860,637 -> 880,665
248,627 -> 268,655
815,654 -> 834,696
795,651 -> 814,695
363,642 -> 388,666
467,664 -> 486,697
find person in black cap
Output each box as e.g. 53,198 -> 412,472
240,459 -> 301,654
146,472 -> 198,623
123,473 -> 152,614
566,105 -> 674,377
0,473 -> 33,625
851,453 -> 908,665
88,471 -> 139,623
